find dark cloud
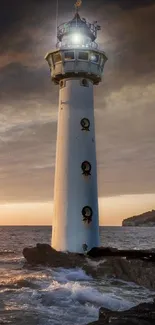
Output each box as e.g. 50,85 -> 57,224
114,0 -> 155,10
0,63 -> 51,97
0,121 -> 57,202
0,0 -> 155,202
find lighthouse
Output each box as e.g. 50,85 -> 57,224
45,2 -> 107,253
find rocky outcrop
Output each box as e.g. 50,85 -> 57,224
87,301 -> 155,324
122,209 -> 155,226
87,246 -> 155,261
89,257 -> 155,290
23,243 -> 86,268
23,244 -> 155,290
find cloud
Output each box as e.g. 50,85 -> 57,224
96,82 -> 155,196
0,63 -> 54,98
114,0 -> 155,10
0,0 -> 155,203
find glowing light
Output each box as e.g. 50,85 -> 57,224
90,54 -> 96,60
71,33 -> 83,44
90,54 -> 98,62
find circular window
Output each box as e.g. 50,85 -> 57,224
81,161 -> 91,176
81,78 -> 89,87
80,118 -> 90,131
82,206 -> 93,223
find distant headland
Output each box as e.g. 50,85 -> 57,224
122,209 -> 155,226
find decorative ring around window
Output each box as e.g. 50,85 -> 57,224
82,206 -> 93,224
81,161 -> 91,176
81,78 -> 89,87
80,118 -> 90,131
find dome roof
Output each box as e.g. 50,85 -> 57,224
57,12 -> 96,42
70,12 -> 88,28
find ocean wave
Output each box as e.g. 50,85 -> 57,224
52,267 -> 92,283
0,250 -> 15,255
0,256 -> 24,263
1,266 -> 154,325
0,271 -> 49,292
0,279 -> 40,291
41,279 -> 135,311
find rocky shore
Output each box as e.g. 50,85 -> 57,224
87,301 -> 155,324
23,244 -> 155,290
23,244 -> 155,325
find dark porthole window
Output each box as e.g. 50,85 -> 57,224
80,118 -> 90,131
81,161 -> 91,176
82,206 -> 93,224
81,78 -> 89,87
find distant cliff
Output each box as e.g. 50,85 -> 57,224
122,210 -> 155,226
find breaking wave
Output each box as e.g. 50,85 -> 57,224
1,266 -> 153,325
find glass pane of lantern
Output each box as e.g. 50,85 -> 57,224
53,52 -> 62,64
90,53 -> 100,63
78,52 -> 89,61
64,51 -> 75,60
100,56 -> 105,68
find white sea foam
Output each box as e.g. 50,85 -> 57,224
86,258 -> 107,268
1,264 -> 154,325
52,267 -> 92,283
39,268 -> 135,312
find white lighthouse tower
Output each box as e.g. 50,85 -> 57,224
45,2 -> 107,253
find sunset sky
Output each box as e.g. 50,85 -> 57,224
0,0 -> 155,225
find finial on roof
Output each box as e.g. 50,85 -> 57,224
74,0 -> 82,12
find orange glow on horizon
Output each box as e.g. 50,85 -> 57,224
0,194 -> 155,226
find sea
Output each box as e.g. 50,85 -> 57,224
0,226 -> 155,325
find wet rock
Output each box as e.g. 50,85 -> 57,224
23,243 -> 86,268
23,244 -> 155,290
87,247 -> 118,257
88,257 -> 155,290
87,301 -> 155,324
87,247 -> 155,262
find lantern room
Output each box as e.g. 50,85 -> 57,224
45,7 -> 107,85
56,11 -> 100,49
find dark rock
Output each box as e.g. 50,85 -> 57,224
87,301 -> 155,324
23,244 -> 155,290
87,247 -> 118,257
23,243 -> 86,268
87,247 -> 155,262
89,257 -> 155,290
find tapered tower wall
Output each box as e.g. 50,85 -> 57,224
52,78 -> 99,252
